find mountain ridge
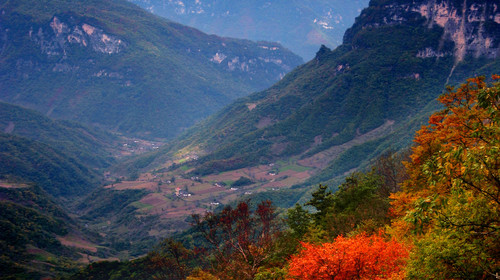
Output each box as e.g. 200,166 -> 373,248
129,0 -> 371,60
122,0 -> 500,182
0,0 -> 303,139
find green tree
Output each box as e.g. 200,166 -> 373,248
305,184 -> 334,226
323,171 -> 390,237
286,203 -> 311,239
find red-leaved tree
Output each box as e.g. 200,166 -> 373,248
287,233 -> 409,280
192,200 -> 280,280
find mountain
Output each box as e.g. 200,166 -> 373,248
0,102 -> 121,196
0,132 -> 104,197
0,102 -> 117,169
118,0 -> 499,196
2,1 -> 499,277
129,0 -> 370,60
0,0 -> 303,139
0,183 -> 114,279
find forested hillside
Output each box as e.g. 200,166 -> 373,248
0,184 -> 113,279
0,0 -> 302,139
122,0 -> 500,183
68,76 -> 500,279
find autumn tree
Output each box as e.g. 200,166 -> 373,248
287,233 -> 409,280
191,200 -> 281,280
390,76 -> 500,278
146,238 -> 195,280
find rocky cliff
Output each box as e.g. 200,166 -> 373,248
31,16 -> 125,56
345,0 -> 500,62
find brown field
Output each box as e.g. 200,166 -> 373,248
0,181 -> 29,188
107,180 -> 158,191
105,158 -> 317,226
141,193 -> 166,205
78,253 -> 119,264
57,233 -> 98,253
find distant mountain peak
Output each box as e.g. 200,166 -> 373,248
129,0 -> 371,60
315,44 -> 332,61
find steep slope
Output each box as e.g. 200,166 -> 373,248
0,102 -> 117,169
130,0 -> 370,60
0,183 -> 113,279
0,133 -> 101,196
133,0 -> 499,178
0,0 -> 303,139
0,102 -> 122,196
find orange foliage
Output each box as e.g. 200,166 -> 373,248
287,233 -> 409,280
391,76 -> 500,223
387,76 -> 500,277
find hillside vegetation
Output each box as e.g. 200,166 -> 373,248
68,76 -> 500,279
0,184 -> 111,279
0,102 -> 122,196
0,102 -> 116,169
0,133 -> 101,196
123,0 -> 500,181
0,0 -> 302,139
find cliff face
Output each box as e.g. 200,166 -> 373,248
412,0 -> 499,61
31,16 -> 126,57
345,0 -> 500,62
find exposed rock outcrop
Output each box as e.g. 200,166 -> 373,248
209,43 -> 295,81
345,0 -> 500,62
31,16 -> 125,57
413,0 -> 499,61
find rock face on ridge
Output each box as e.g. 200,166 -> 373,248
345,0 -> 500,62
31,16 -> 125,56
